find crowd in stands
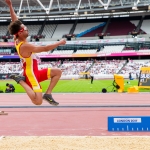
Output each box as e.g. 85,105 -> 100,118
0,59 -> 150,79
60,60 -> 93,75
0,62 -> 22,74
90,59 -> 125,75
0,61 -> 61,74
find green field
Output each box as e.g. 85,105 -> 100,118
0,79 -> 150,93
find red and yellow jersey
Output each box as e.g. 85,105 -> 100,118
15,41 -> 39,71
15,41 -> 50,92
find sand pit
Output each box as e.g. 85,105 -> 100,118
0,136 -> 150,150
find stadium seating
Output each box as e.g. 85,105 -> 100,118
27,25 -> 41,36
0,25 -> 8,36
98,45 -> 124,53
140,19 -> 150,34
75,49 -> 97,54
52,24 -> 73,39
52,50 -> 74,54
42,24 -> 57,38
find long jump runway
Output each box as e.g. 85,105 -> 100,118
0,93 -> 150,136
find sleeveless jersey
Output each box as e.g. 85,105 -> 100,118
15,41 -> 44,92
15,41 -> 40,71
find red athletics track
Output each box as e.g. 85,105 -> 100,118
0,93 -> 150,136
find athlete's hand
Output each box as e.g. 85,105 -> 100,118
59,39 -> 66,45
5,0 -> 12,6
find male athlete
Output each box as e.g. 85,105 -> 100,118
5,0 -> 66,106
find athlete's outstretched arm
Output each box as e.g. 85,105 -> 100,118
21,39 -> 66,53
5,0 -> 18,22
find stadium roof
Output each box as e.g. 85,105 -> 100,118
0,0 -> 150,21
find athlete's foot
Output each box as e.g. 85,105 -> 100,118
9,74 -> 25,84
43,94 -> 59,106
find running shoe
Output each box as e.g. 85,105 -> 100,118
43,94 -> 59,106
9,74 -> 25,84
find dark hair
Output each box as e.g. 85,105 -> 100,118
6,83 -> 9,86
8,20 -> 22,35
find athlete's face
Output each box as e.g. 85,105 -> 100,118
17,24 -> 29,38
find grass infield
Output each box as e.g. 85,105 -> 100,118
0,79 -> 149,93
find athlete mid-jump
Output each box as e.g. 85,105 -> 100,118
5,0 -> 66,106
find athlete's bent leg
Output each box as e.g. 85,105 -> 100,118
18,80 -> 43,105
45,68 -> 62,94
42,68 -> 61,106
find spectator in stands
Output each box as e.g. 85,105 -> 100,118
6,0 -> 66,106
5,83 -> 15,93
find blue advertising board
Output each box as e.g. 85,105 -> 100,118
108,116 -> 150,131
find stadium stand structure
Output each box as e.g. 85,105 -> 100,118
1,0 -> 150,87
1,17 -> 150,42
